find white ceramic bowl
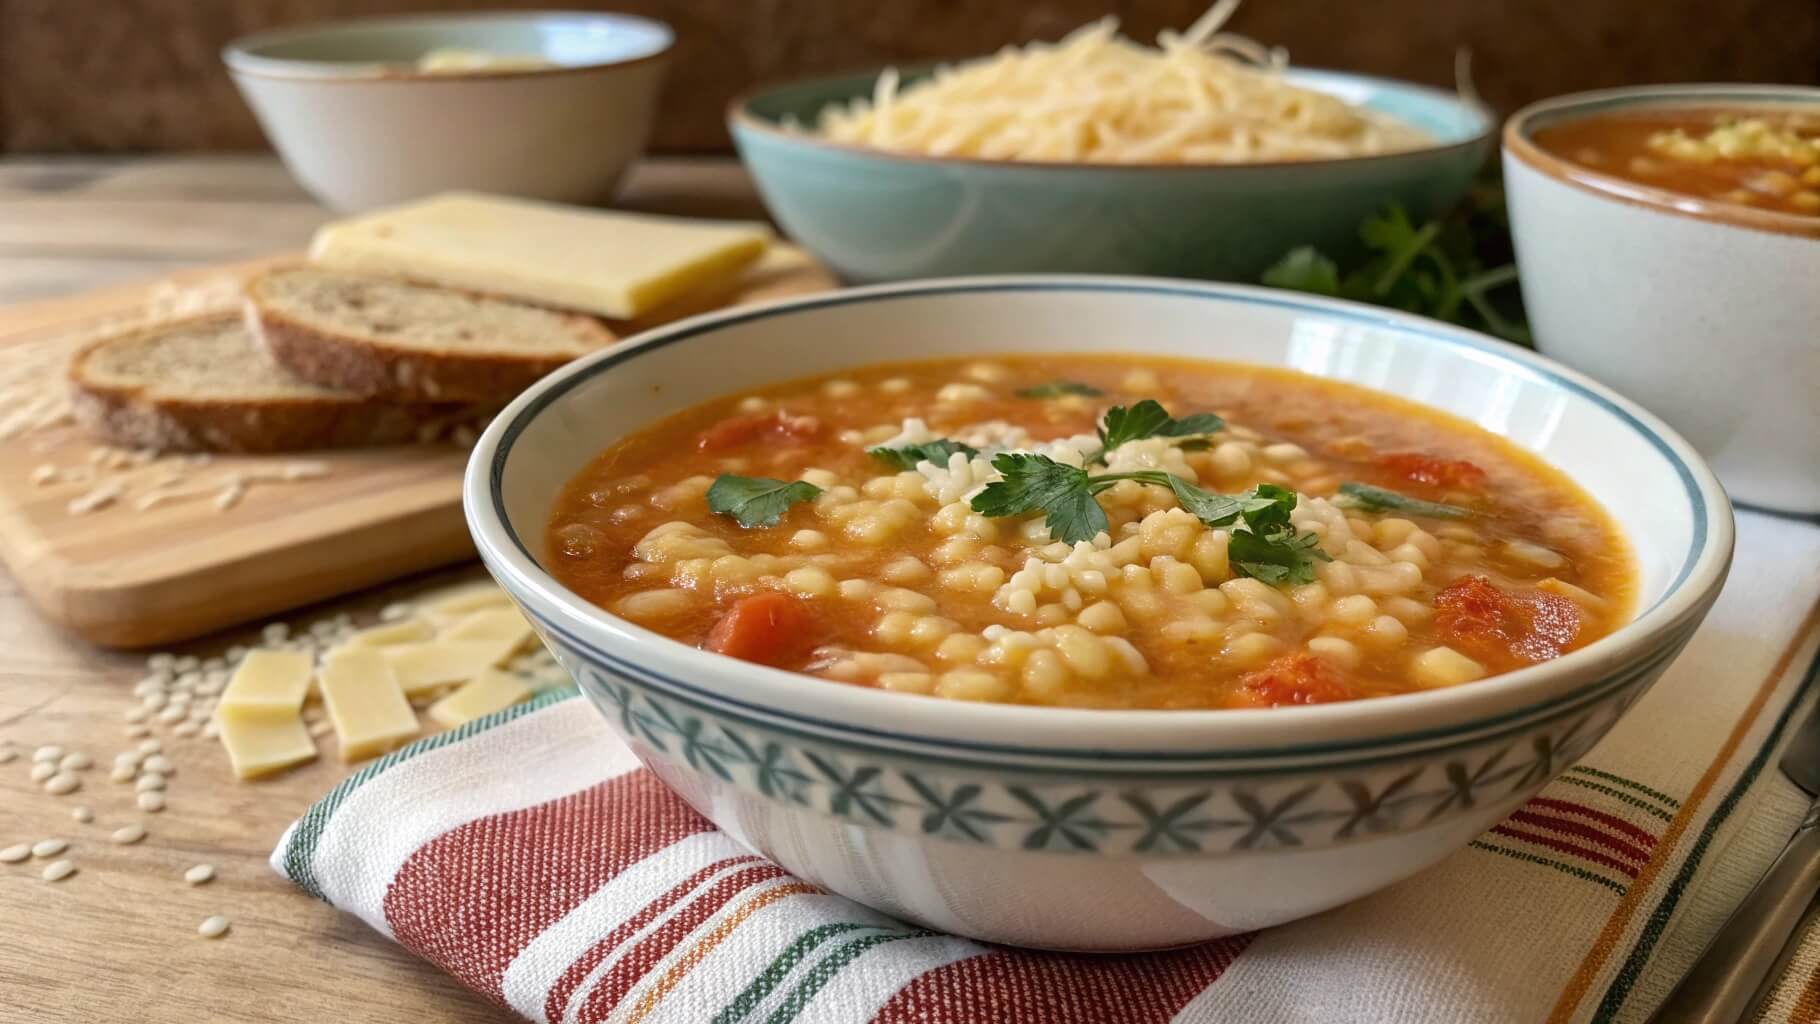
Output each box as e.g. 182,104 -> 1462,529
1503,84 -> 1820,515
225,11 -> 672,211
464,277 -> 1733,950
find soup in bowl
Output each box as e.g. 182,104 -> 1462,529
1503,85 -> 1820,514
465,278 -> 1732,949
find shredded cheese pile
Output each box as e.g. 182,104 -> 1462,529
812,0 -> 1431,165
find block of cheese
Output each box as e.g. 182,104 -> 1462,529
308,192 -> 772,319
427,669 -> 533,729
383,641 -> 517,694
346,618 -> 434,647
441,606 -> 534,653
318,649 -> 419,762
218,650 -> 313,719
219,713 -> 317,779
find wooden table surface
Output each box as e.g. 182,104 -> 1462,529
0,155 -> 764,1024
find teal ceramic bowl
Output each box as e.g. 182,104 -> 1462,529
730,67 -> 1494,283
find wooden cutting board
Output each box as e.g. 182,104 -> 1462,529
0,249 -> 836,648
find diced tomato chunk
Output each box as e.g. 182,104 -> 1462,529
1378,452 -> 1488,492
1227,654 -> 1352,708
697,411 -> 822,451
1434,575 -> 1584,670
703,592 -> 818,668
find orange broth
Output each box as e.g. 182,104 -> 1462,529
547,355 -> 1635,710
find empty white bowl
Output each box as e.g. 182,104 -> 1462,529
465,277 -> 1732,949
225,11 -> 672,211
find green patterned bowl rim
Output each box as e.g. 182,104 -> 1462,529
466,277 -> 1733,764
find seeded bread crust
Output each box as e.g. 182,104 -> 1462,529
68,314 -> 460,453
244,268 -> 617,403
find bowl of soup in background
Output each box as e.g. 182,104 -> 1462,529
730,67 -> 1493,284
1503,84 -> 1820,515
225,11 -> 672,211
465,277 -> 1733,949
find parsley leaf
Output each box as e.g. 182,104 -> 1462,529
1332,482 -> 1470,519
868,438 -> 981,471
1258,166 -> 1531,345
1016,380 -> 1105,399
969,453 -> 1107,545
1229,528 -> 1330,585
1089,400 -> 1226,464
705,474 -> 822,529
1260,246 -> 1342,296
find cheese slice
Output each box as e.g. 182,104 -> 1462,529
218,650 -> 313,720
416,581 -> 511,618
308,192 -> 772,319
318,649 -> 419,762
219,713 -> 317,779
346,618 -> 434,647
427,669 -> 533,729
440,606 -> 534,652
383,641 -> 517,694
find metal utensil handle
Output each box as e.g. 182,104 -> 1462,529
1653,809 -> 1820,1024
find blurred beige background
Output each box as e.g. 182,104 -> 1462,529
1,0 -> 1816,154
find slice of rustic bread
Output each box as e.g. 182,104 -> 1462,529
69,313 -> 458,453
244,266 -> 616,403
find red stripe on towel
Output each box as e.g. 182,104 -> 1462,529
382,770 -> 712,1006
574,863 -> 796,1023
1490,825 -> 1640,878
1525,797 -> 1659,847
1506,811 -> 1654,864
870,934 -> 1253,1024
543,855 -> 766,1022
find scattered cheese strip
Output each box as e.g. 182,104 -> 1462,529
309,192 -> 772,319
218,713 -> 317,779
345,618 -> 434,647
428,669 -> 533,729
383,641 -> 518,694
318,649 -> 419,762
218,650 -> 313,720
416,581 -> 513,620
440,605 -> 533,654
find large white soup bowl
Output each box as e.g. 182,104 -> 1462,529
1504,84 -> 1820,514
465,278 -> 1732,950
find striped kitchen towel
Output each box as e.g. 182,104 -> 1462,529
273,509 -> 1820,1024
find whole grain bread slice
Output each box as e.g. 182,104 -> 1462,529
244,266 -> 615,403
68,313 -> 462,453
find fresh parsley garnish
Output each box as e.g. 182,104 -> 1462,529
966,457 -> 1330,585
1260,172 -> 1530,345
705,474 -> 821,529
1088,400 -> 1225,464
868,439 -> 981,471
969,454 -> 1111,546
1015,380 -> 1105,399
1332,482 -> 1470,519
1228,528 -> 1329,585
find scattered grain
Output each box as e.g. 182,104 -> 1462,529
198,915 -> 231,939
71,806 -> 94,824
43,773 -> 79,795
111,824 -> 147,845
138,791 -> 166,813
0,844 -> 29,863
57,752 -> 92,772
184,864 -> 216,886
41,859 -> 76,883
32,745 -> 64,763
31,838 -> 67,858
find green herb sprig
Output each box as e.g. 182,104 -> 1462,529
1086,400 -> 1224,465
1015,380 -> 1105,399
1261,181 -> 1530,345
705,475 -> 822,528
1332,481 -> 1471,519
967,456 -> 1329,584
867,439 -> 981,471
